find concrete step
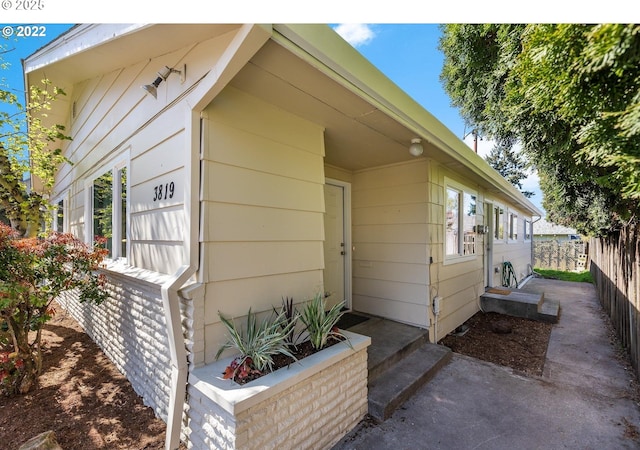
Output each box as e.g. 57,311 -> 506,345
368,343 -> 452,421
346,317 -> 430,382
538,298 -> 561,323
480,288 -> 560,323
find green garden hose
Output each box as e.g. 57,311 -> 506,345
502,261 -> 519,288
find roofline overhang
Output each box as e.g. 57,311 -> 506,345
23,23 -> 542,217
272,24 -> 542,217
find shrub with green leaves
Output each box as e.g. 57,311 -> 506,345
299,293 -> 349,351
216,308 -> 297,382
0,224 -> 108,396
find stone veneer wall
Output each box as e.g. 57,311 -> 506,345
56,269 -> 178,422
185,334 -> 369,450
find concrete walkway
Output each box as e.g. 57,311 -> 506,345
333,278 -> 640,450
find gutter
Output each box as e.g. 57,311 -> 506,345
530,215 -> 543,276
272,24 -> 542,217
161,25 -> 272,450
161,108 -> 202,450
161,266 -> 196,450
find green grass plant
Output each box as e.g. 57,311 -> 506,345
299,293 -> 349,350
534,268 -> 593,283
216,308 -> 297,374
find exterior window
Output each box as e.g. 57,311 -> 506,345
445,188 -> 459,256
524,219 -> 531,241
509,212 -> 518,241
56,199 -> 65,232
52,192 -> 68,232
90,164 -> 127,259
462,192 -> 476,255
493,205 -> 504,241
445,184 -> 477,258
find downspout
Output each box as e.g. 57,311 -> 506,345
531,215 -> 542,276
162,266 -> 196,450
162,107 -> 202,450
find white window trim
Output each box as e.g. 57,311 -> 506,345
51,190 -> 69,233
84,152 -> 130,262
492,202 -> 505,243
508,209 -> 519,243
524,218 -> 532,242
444,177 -> 478,265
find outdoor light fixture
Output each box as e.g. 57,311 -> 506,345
409,138 -> 424,156
142,65 -> 186,99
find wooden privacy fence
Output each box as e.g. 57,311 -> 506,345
534,240 -> 587,271
589,224 -> 640,381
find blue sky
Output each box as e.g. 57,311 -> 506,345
0,22 -> 544,213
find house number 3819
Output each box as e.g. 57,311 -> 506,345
153,182 -> 175,201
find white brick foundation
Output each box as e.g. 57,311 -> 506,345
186,331 -> 370,450
56,267 -> 183,422
57,267 -> 369,450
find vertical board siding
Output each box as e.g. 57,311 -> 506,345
351,161 -> 430,326
201,86 -> 326,363
590,224 -> 640,381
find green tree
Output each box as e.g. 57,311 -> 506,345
0,224 -> 108,395
0,44 -> 107,397
439,24 -> 640,236
1,45 -> 70,237
484,139 -> 533,198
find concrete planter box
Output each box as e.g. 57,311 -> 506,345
186,330 -> 370,449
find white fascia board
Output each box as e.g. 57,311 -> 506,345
24,24 -> 150,74
273,24 -> 542,217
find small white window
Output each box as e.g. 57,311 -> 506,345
445,179 -> 477,259
52,191 -> 69,233
493,204 -> 504,241
87,160 -> 128,260
524,219 -> 532,241
509,211 -> 518,241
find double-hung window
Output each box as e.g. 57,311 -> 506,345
52,191 -> 68,233
87,160 -> 128,260
493,204 -> 505,241
508,211 -> 518,242
445,180 -> 477,260
524,219 -> 532,241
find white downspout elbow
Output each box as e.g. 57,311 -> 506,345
162,265 -> 196,450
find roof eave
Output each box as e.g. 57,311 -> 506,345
273,24 -> 542,217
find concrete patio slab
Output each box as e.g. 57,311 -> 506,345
333,278 -> 640,450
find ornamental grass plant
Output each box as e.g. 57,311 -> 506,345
216,308 -> 297,382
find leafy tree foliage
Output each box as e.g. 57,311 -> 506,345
1,45 -> 70,237
439,24 -> 640,236
0,224 -> 108,395
0,45 -> 106,397
484,139 -> 533,198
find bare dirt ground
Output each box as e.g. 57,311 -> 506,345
439,311 -> 553,377
0,303 -> 170,450
3,301 -> 637,449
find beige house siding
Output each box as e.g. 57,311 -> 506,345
351,160 -> 430,327
201,86 -> 327,364
491,207 -> 533,286
53,29 -> 242,275
427,166 -> 485,340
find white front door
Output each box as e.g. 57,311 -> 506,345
323,181 -> 350,310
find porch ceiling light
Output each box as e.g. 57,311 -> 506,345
142,65 -> 185,99
409,138 -> 424,157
